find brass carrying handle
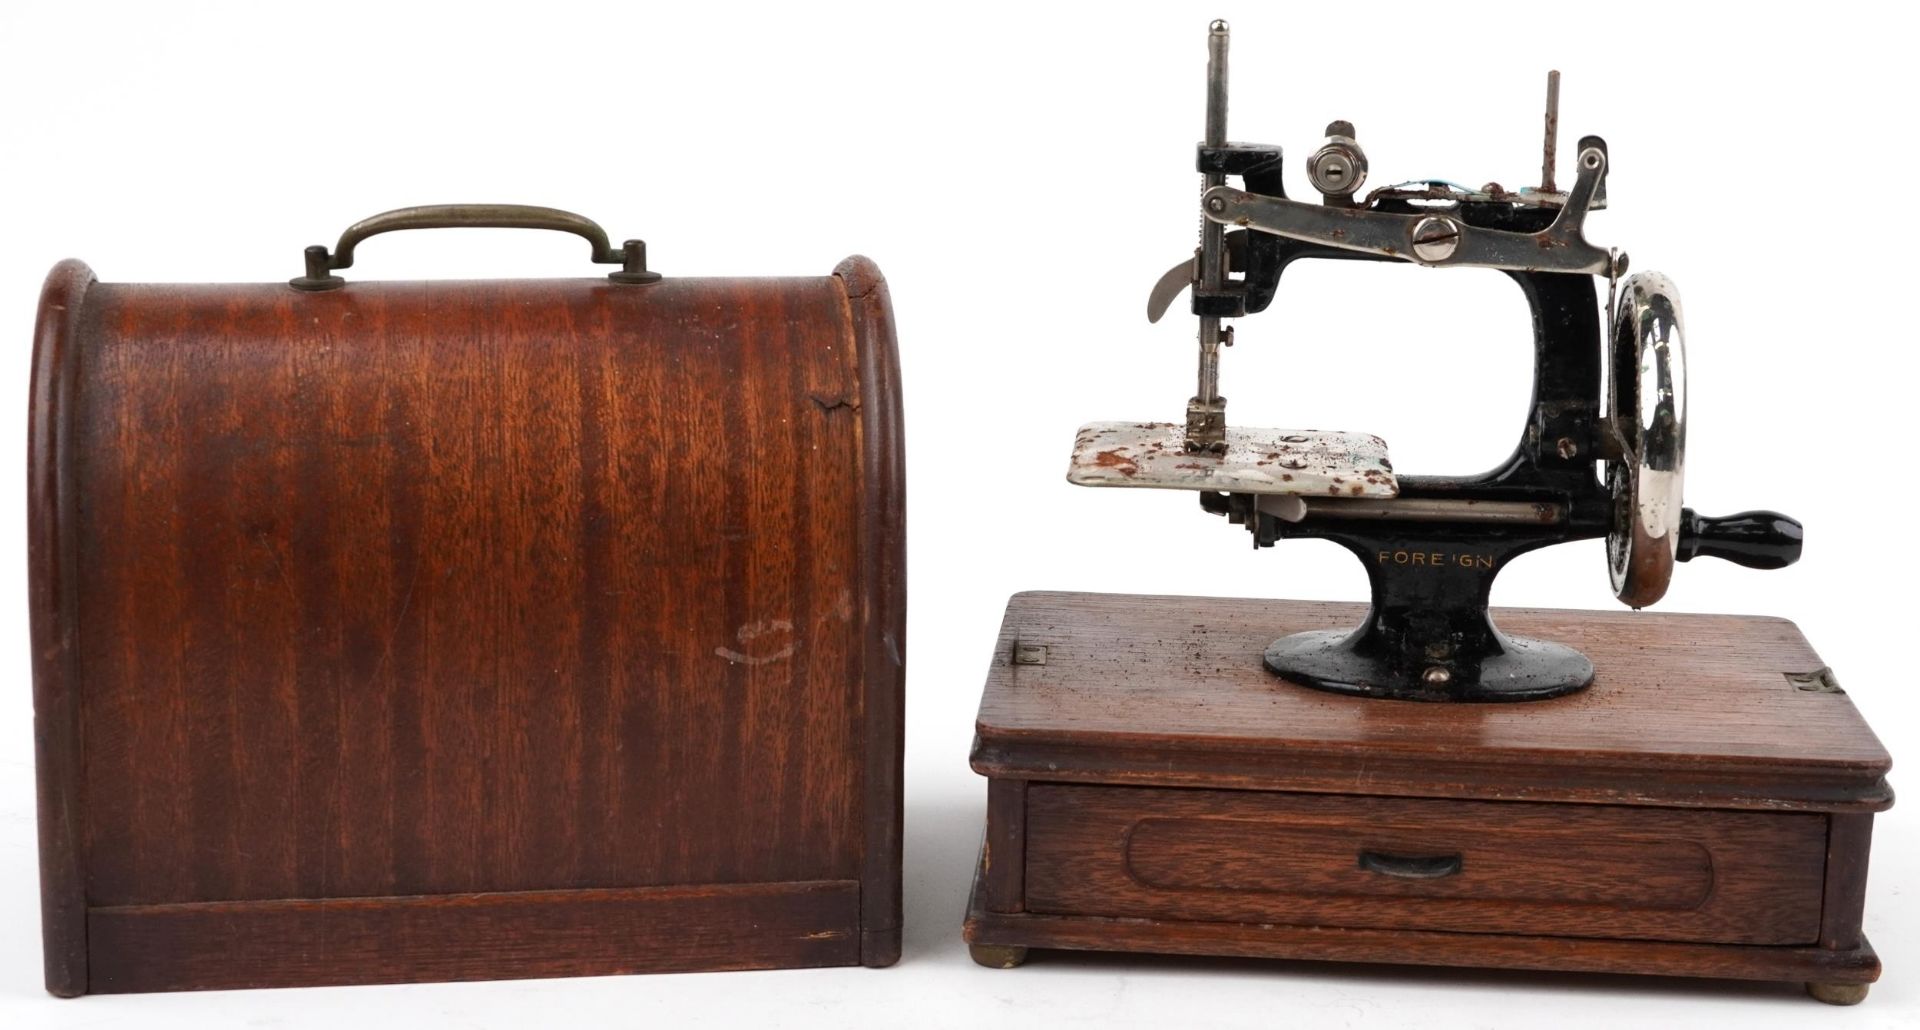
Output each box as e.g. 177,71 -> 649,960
1357,849 -> 1463,880
289,204 -> 660,291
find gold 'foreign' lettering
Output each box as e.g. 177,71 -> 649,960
1374,550 -> 1494,570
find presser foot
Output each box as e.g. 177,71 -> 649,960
1264,622 -> 1593,702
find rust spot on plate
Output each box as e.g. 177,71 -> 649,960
1093,449 -> 1140,476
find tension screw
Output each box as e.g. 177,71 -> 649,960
1411,216 -> 1462,263
1308,150 -> 1356,193
1306,121 -> 1368,198
1422,666 -> 1453,687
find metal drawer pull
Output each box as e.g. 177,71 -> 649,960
1358,850 -> 1463,880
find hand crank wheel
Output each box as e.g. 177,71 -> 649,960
1606,272 -> 1688,608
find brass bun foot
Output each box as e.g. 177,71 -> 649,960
969,943 -> 1029,969
1806,981 -> 1870,1006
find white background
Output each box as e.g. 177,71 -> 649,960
2,1 -> 1915,1026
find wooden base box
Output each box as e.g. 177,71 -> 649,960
965,592 -> 1890,1005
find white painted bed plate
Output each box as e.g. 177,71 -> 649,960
1068,421 -> 1398,497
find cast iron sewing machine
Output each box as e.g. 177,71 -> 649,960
968,22 -> 1889,1005
1067,22 -> 1802,701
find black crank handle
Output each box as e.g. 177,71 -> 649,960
1675,508 -> 1803,570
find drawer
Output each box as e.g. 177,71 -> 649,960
1024,786 -> 1828,945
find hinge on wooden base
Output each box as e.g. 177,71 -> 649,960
1012,642 -> 1048,666
1785,667 -> 1843,694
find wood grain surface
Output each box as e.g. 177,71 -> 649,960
88,880 -> 860,993
1820,813 -> 1875,951
29,260 -> 91,996
840,256 -> 906,966
30,259 -> 905,992
982,779 -> 1027,914
1024,786 -> 1825,944
972,591 -> 1891,810
965,864 -> 1880,985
